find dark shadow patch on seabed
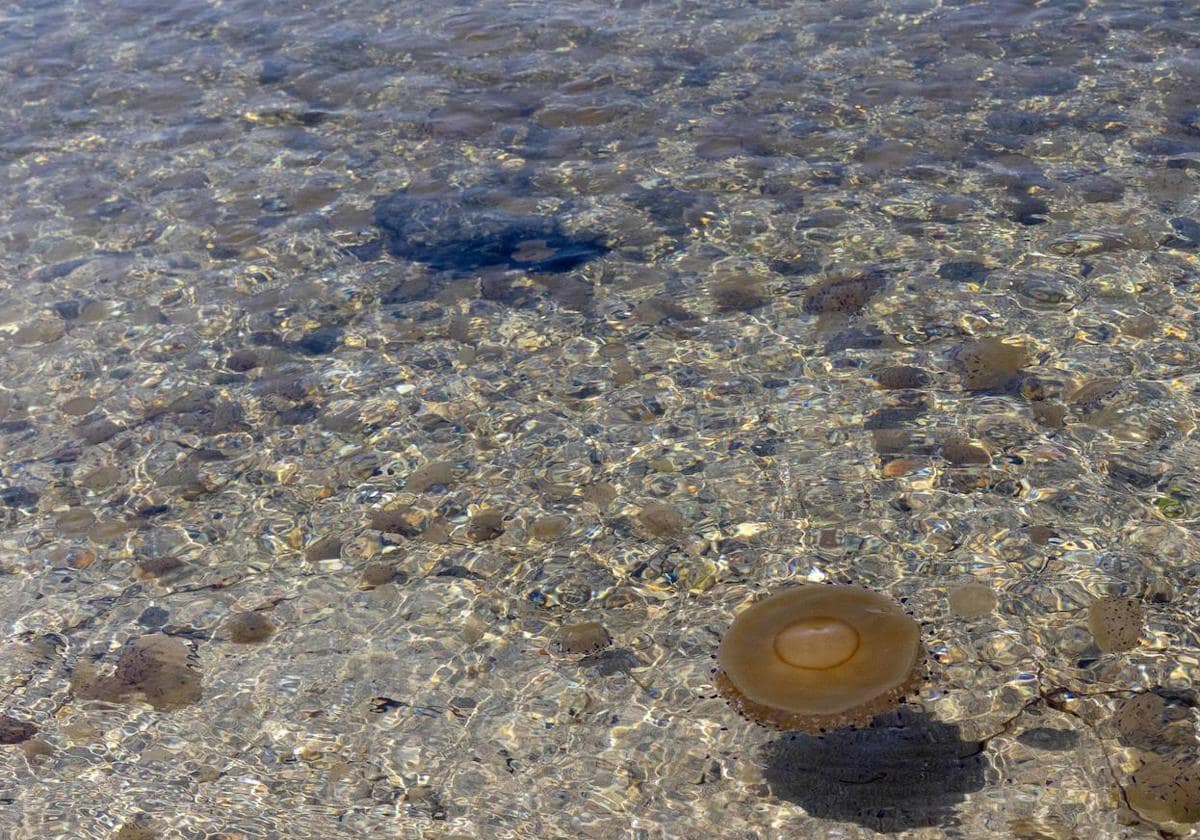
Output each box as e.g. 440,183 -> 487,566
370,184 -> 608,277
760,708 -> 988,833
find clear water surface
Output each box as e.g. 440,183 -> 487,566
2,0 -> 1200,837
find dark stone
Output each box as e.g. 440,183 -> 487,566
803,270 -> 887,315
0,487 -> 39,508
249,331 -> 284,347
824,325 -> 885,354
33,256 -> 91,283
1016,727 -> 1080,751
276,404 -> 318,425
938,260 -> 990,283
226,350 -> 259,372
51,300 -> 81,320
1074,175 -> 1124,203
479,275 -> 531,306
769,258 -> 821,276
681,62 -> 719,87
1164,217 -> 1200,249
295,327 -> 342,355
1106,457 -> 1162,489
1008,195 -> 1049,226
93,197 -> 132,218
373,188 -> 608,276
381,276 -> 434,305
1076,111 -> 1129,136
435,565 -> 483,580
0,420 -> 33,434
0,715 -> 37,744
1024,71 -> 1078,96
75,416 -> 124,445
177,400 -> 244,435
347,239 -> 383,261
874,366 -> 930,390
135,504 -> 171,517
1133,136 -> 1199,156
750,440 -> 780,457
864,408 -> 925,430
1179,108 -> 1200,137
258,58 -> 291,85
986,110 -> 1052,136
256,377 -> 307,402
579,648 -> 641,676
627,186 -> 717,239
138,606 -> 170,628
761,708 -> 987,833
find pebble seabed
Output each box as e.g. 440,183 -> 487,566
2,0 -> 1200,837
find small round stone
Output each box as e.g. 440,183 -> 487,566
949,583 -> 998,619
224,612 -> 276,644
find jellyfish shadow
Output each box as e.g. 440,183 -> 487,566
372,184 -> 608,277
760,708 -> 989,833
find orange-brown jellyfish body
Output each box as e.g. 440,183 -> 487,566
715,585 -> 925,732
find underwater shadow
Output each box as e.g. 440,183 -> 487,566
760,708 -> 988,833
372,183 -> 608,276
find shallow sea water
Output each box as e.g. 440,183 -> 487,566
2,0 -> 1200,837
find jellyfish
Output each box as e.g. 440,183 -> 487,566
715,585 -> 925,732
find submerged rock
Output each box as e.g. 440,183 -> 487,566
72,635 -> 201,710
0,715 -> 37,744
803,269 -> 887,315
1127,750 -> 1200,825
956,337 -> 1028,392
1088,596 -> 1143,653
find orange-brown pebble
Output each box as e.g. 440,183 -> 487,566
133,556 -> 185,581
583,482 -> 618,509
637,502 -> 686,538
948,583 -> 997,618
73,635 -> 201,710
529,515 -> 570,542
304,535 -> 342,563
114,817 -> 161,840
359,563 -> 406,589
558,622 -> 613,655
1088,596 -> 1143,653
802,270 -> 887,315
224,612 -> 276,644
873,365 -> 930,390
942,436 -> 990,466
958,337 -> 1028,391
883,457 -> 926,477
1126,751 -> 1200,824
367,506 -> 421,536
1027,525 -> 1056,544
466,510 -> 505,542
404,461 -> 456,493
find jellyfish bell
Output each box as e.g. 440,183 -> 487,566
715,584 -> 925,732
